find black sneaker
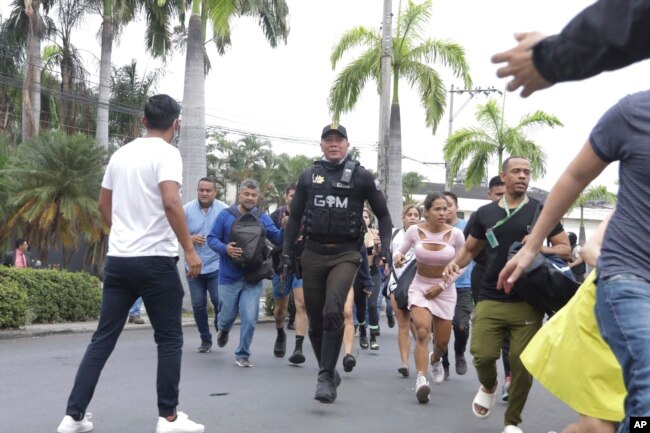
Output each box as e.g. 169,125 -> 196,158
288,348 -> 306,364
274,332 -> 287,358
387,314 -> 395,328
359,335 -> 369,350
455,353 -> 467,375
342,354 -> 356,372
287,322 -> 296,330
217,330 -> 229,348
197,340 -> 212,353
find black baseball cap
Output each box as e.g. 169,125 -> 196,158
321,123 -> 348,139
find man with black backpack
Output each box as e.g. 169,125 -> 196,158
207,178 -> 283,368
281,123 -> 392,403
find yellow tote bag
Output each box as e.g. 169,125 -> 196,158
520,270 -> 625,421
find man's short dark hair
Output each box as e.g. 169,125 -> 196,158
144,94 -> 180,130
284,183 -> 297,195
501,156 -> 528,173
15,238 -> 26,249
442,191 -> 458,206
488,176 -> 505,189
197,177 -> 216,188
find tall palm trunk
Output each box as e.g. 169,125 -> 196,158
387,102 -> 403,222
22,0 -> 41,142
95,0 -> 112,149
59,43 -> 74,133
179,12 -> 206,203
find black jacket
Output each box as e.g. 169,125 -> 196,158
533,0 -> 650,83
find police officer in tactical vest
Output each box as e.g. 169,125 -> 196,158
281,123 -> 392,403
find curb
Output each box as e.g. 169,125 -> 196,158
0,316 -> 276,341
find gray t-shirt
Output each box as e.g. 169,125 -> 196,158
589,90 -> 650,282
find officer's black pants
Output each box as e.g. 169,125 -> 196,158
301,248 -> 361,334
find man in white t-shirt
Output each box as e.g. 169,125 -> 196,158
57,95 -> 204,433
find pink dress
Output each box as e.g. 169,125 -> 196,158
397,225 -> 465,320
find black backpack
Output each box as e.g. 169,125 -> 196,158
226,207 -> 269,272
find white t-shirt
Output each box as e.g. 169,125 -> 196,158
102,137 -> 183,257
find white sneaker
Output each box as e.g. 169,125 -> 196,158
431,359 -> 445,384
57,413 -> 93,433
156,411 -> 205,433
415,372 -> 430,403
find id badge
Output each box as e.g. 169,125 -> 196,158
486,229 -> 499,248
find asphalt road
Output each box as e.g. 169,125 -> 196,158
1,321 -> 574,433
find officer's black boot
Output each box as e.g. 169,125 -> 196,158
314,326 -> 344,403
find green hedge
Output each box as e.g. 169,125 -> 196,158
0,268 -> 102,328
0,276 -> 28,328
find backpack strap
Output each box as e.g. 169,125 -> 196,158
390,228 -> 401,243
226,207 -> 241,218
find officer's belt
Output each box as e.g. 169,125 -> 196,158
305,239 -> 359,255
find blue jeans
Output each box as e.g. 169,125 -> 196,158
218,278 -> 263,359
187,270 -> 219,343
129,297 -> 143,316
66,256 -> 184,418
596,274 -> 650,433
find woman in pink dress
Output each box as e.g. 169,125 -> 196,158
394,192 -> 465,404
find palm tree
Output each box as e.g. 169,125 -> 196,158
109,60 -> 160,147
50,0 -> 90,134
0,16 -> 24,144
0,130 -> 107,267
567,185 -> 617,245
6,0 -> 55,142
329,0 -> 472,221
179,0 -> 289,204
94,0 -> 183,149
443,99 -> 562,189
402,170 -> 425,203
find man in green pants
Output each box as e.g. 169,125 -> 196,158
444,156 -> 570,433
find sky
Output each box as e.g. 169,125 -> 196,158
7,0 -> 650,193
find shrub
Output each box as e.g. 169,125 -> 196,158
0,267 -> 102,326
0,275 -> 28,328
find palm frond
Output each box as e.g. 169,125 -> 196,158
405,39 -> 472,89
328,47 -> 380,119
330,26 -> 379,69
401,60 -> 445,132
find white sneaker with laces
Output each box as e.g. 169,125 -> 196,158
156,411 -> 204,433
415,372 -> 430,403
57,413 -> 93,433
431,359 -> 445,384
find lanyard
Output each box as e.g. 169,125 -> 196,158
491,196 -> 529,230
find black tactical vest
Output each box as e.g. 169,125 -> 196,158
304,159 -> 365,242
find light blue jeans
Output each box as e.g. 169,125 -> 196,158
129,297 -> 142,316
218,278 -> 263,359
187,270 -> 219,343
596,273 -> 650,433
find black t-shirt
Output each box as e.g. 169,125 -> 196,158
470,197 -> 564,302
464,212 -> 488,267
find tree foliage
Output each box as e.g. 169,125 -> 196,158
0,130 -> 107,265
443,99 -> 562,189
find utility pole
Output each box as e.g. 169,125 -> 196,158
445,85 -> 502,190
379,0 -> 397,219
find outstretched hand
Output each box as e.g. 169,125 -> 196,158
497,245 -> 538,293
492,32 -> 553,97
